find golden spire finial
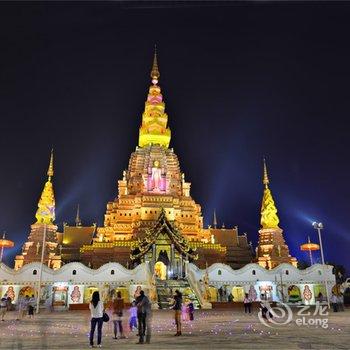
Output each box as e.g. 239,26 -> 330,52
260,158 -> 280,229
150,45 -> 160,84
47,149 -> 54,180
35,149 -> 56,224
263,158 -> 269,188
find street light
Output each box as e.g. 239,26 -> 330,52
312,222 -> 325,264
312,222 -> 330,308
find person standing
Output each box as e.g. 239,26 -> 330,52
188,301 -> 194,321
171,290 -> 183,336
6,295 -> 12,311
28,295 -> 36,319
243,293 -> 252,314
17,295 -> 27,320
111,291 -> 125,339
337,293 -> 345,312
89,291 -> 104,348
330,292 -> 338,312
218,287 -> 223,302
0,296 -> 7,321
136,290 -> 151,344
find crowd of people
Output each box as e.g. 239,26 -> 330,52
88,287 -> 194,347
0,293 -> 36,321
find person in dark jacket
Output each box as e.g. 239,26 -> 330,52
171,290 -> 183,336
188,301 -> 194,321
136,290 -> 151,344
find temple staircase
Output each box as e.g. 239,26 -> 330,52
155,278 -> 201,309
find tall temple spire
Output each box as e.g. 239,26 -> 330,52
263,158 -> 269,188
35,150 -> 56,225
47,148 -> 54,180
75,204 -> 82,226
151,45 -> 160,84
138,48 -> 171,148
260,159 -> 279,229
213,209 -> 217,229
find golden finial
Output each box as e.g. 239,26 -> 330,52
150,45 -> 160,84
47,149 -> 54,179
263,158 -> 269,188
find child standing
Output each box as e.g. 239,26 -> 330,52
129,301 -> 137,331
181,299 -> 190,321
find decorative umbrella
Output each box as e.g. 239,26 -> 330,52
0,233 -> 15,263
300,236 -> 320,265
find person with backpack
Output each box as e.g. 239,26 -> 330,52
111,291 -> 125,339
89,291 -> 104,348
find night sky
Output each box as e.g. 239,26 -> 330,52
0,2 -> 349,273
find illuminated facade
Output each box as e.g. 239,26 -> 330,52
14,151 -> 62,270
80,52 -> 252,272
256,160 -> 297,269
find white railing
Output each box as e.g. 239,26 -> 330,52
186,268 -> 212,309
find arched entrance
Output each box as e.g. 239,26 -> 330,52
154,261 -> 167,280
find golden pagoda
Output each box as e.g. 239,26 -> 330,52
80,51 -> 253,273
15,150 -> 62,270
256,159 -> 297,269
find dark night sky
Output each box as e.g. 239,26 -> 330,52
0,2 -> 349,273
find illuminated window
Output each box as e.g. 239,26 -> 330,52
72,270 -> 77,275
33,269 -> 37,275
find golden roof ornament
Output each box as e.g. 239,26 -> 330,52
138,47 -> 171,148
35,150 -> 56,225
260,159 -> 280,229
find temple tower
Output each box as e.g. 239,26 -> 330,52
256,159 -> 297,269
14,150 -> 61,270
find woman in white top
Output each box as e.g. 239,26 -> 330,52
89,291 -> 104,348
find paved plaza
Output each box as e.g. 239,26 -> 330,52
0,308 -> 349,349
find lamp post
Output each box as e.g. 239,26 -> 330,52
36,224 -> 47,313
313,222 -> 325,264
312,222 -> 330,308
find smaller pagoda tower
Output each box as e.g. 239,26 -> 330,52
15,150 -> 61,270
256,160 -> 297,269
